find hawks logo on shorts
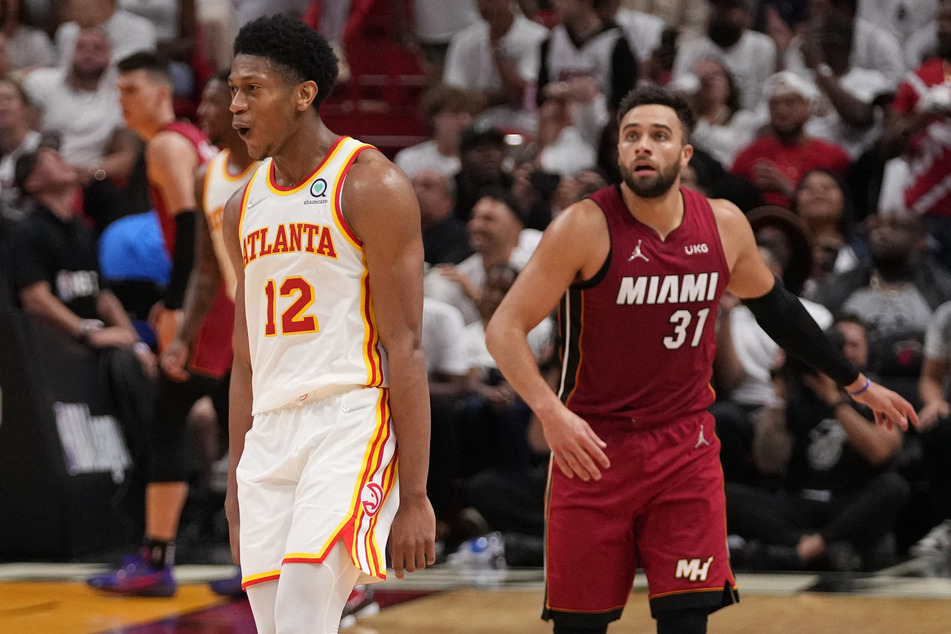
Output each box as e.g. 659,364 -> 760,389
361,482 -> 384,516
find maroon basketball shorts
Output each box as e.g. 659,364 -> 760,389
544,411 -> 738,626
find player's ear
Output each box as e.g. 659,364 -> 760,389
296,80 -> 318,111
681,143 -> 694,167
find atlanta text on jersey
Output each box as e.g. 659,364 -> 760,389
242,222 -> 338,265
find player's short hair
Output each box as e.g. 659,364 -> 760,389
617,85 -> 695,143
233,14 -> 338,111
116,50 -> 173,87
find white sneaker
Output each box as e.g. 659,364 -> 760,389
911,520 -> 951,558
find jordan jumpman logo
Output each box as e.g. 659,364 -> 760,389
628,239 -> 649,262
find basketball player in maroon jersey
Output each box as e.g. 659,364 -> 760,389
486,85 -> 919,633
88,51 -> 222,596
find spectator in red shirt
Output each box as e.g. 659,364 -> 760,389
731,71 -> 851,208
882,1 -> 951,267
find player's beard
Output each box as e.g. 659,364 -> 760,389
619,159 -> 681,199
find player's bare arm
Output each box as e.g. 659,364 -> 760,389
711,197 -> 918,430
160,163 -> 223,381
221,186 -> 253,565
486,199 -> 611,481
146,131 -> 203,348
343,149 -> 436,580
146,132 -> 201,215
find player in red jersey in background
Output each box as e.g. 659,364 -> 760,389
486,85 -> 919,634
88,51 -> 221,596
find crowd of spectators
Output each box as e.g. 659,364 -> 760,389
2,0 -> 951,575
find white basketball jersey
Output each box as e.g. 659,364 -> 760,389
203,149 -> 259,300
239,137 -> 387,414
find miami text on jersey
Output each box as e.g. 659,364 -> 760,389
243,222 -> 338,265
615,272 -> 720,305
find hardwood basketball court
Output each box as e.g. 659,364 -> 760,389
4,563 -> 951,632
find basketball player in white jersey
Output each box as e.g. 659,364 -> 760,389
162,71 -> 258,380
159,71 -> 259,597
222,15 -> 436,633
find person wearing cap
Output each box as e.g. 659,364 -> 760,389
3,140 -> 155,482
672,0 -> 777,112
453,123 -> 514,221
730,70 -> 851,208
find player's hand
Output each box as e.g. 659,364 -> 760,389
225,477 -> 241,565
542,407 -> 610,481
389,493 -> 436,580
918,400 -> 950,432
160,337 -> 191,382
149,303 -> 181,353
850,380 -> 918,431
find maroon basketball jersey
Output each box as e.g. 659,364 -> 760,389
558,185 -> 730,428
151,120 -> 217,252
150,120 -> 230,379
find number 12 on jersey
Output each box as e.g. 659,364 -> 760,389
264,277 -> 319,336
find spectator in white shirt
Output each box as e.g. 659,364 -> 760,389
54,0 -> 157,67
395,83 -> 476,179
443,0 -> 548,133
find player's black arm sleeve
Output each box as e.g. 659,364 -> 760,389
741,277 -> 860,387
163,210 -> 197,310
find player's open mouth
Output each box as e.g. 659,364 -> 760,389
234,124 -> 251,139
634,163 -> 656,174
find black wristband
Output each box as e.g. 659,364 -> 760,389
163,210 -> 197,310
742,277 -> 860,387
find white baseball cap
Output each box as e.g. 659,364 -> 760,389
762,71 -> 819,103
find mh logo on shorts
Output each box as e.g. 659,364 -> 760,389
675,556 -> 713,582
361,482 -> 384,516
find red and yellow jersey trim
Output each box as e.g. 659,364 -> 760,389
265,136 -> 347,194
241,569 -> 280,590
360,265 -> 385,388
235,172 -> 258,256
330,144 -> 372,250
263,391 -> 394,581
344,389 -> 394,578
